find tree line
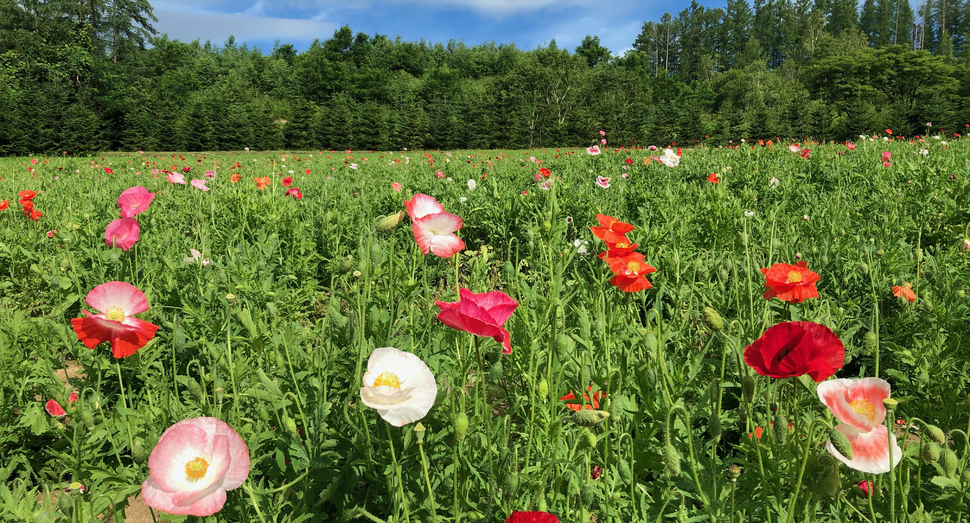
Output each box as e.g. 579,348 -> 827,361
1,0 -> 968,155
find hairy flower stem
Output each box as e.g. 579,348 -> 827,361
417,436 -> 438,523
784,420 -> 818,523
114,360 -> 135,452
385,422 -> 412,523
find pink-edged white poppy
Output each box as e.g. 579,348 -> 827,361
117,186 -> 155,218
70,281 -> 159,358
789,144 -> 801,153
184,249 -> 211,266
360,347 -> 437,426
586,146 -> 601,155
46,390 -> 79,417
405,193 -> 465,258
596,176 -> 610,188
818,378 -> 902,474
167,172 -> 186,185
141,417 -> 250,516
105,217 -> 140,251
190,179 -> 210,191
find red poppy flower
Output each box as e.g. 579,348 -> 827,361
539,167 -> 551,178
747,426 -> 764,439
231,174 -> 241,182
707,172 -> 719,183
0,199 -> 7,211
255,177 -> 271,190
560,386 -> 605,411
760,261 -> 820,303
624,158 -> 633,165
46,391 -> 79,417
744,321 -> 845,382
506,512 -> 560,523
605,252 -> 656,292
597,235 -> 639,261
285,187 -> 303,199
436,288 -> 518,354
800,149 -> 811,158
282,177 -> 293,187
590,214 -> 635,245
71,281 -> 159,358
892,282 -> 915,302
104,167 -> 114,174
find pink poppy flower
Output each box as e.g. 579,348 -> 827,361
141,417 -> 250,517
506,512 -> 559,523
789,144 -> 801,152
436,288 -> 518,354
285,187 -> 303,199
846,143 -> 856,150
436,170 -> 445,178
600,138 -> 607,145
586,146 -> 601,155
391,182 -> 402,192
105,218 -> 140,251
117,186 -> 155,218
596,176 -> 610,188
881,151 -> 891,163
46,230 -> 56,238
204,170 -> 215,178
190,179 -> 210,191
184,249 -> 211,266
46,390 -> 78,417
167,172 -> 186,185
817,378 -> 902,473
599,130 -> 606,136
405,193 -> 465,258
70,281 -> 159,358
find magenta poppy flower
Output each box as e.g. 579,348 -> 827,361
506,512 -> 560,523
744,321 -> 844,382
204,170 -> 215,178
105,218 -> 140,251
285,187 -> 303,199
190,179 -> 209,191
117,186 -> 155,218
818,378 -> 901,473
141,417 -> 250,516
46,390 -> 78,417
405,193 -> 464,258
167,172 -> 186,185
881,151 -> 891,162
70,281 -> 159,358
436,288 -> 518,354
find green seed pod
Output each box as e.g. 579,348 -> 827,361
618,459 -> 633,483
186,378 -> 204,402
741,375 -> 755,403
453,412 -> 469,442
537,378 -> 549,400
773,413 -> 789,445
507,472 -> 519,493
941,448 -> 958,478
819,460 -> 841,497
574,409 -> 610,427
664,444 -> 682,477
861,332 -> 878,356
726,463 -> 741,482
81,405 -> 96,430
340,255 -> 354,273
610,396 -> 624,421
489,360 -> 504,384
961,467 -> 970,486
542,220 -> 552,234
643,331 -> 658,358
283,414 -> 299,436
132,439 -> 146,463
921,442 -> 941,463
708,412 -> 723,442
829,427 -> 854,460
584,428 -> 598,449
57,491 -> 74,515
702,307 -> 724,331
580,366 -> 591,388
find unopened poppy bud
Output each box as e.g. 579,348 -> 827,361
708,412 -> 722,442
818,455 -> 841,497
921,442 -> 941,463
773,413 -> 789,444
581,484 -> 596,505
507,471 -> 519,493
858,261 -> 869,275
741,375 -> 755,403
883,398 -> 898,411
726,463 -> 741,482
581,366 -> 591,388
283,414 -> 298,436
340,255 -> 354,273
584,428 -> 598,449
925,424 -> 946,445
414,422 -> 426,442
537,378 -> 549,400
643,330 -> 658,358
489,360 -> 503,384
861,331 -> 878,356
574,409 -> 610,427
702,307 -> 724,331
186,378 -> 204,402
132,439 -> 146,463
829,427 -> 853,460
941,448 -> 958,477
81,406 -> 95,429
618,459 -> 633,482
377,211 -> 405,231
664,444 -> 682,477
556,333 -> 575,357
542,220 -> 551,233
453,412 -> 468,442
58,491 -> 74,515
963,238 -> 970,251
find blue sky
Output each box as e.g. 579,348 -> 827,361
152,0 -> 708,57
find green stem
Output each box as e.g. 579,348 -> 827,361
114,360 -> 134,451
784,420 -> 818,523
385,421 -> 412,523
417,436 -> 439,523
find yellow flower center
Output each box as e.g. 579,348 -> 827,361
787,270 -> 803,283
373,371 -> 402,389
615,241 -> 629,249
849,399 -> 877,422
104,305 -> 126,323
184,457 -> 209,481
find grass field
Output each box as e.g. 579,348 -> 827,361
1,136 -> 969,522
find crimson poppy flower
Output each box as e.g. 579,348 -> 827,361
46,391 -> 78,417
707,172 -> 719,183
760,261 -> 820,303
605,252 -> 656,292
590,214 -> 635,245
624,158 -> 633,165
71,281 -> 159,358
539,167 -> 551,178
0,199 -> 7,211
117,186 -> 154,218
560,386 -> 605,411
506,511 -> 560,523
744,321 -> 844,382
285,187 -> 303,199
892,282 -> 916,302
436,288 -> 518,354
105,218 -> 140,250
800,149 -> 811,158
282,177 -> 293,187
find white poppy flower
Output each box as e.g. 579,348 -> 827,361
360,347 -> 437,426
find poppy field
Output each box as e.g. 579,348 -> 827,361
2,135 -> 970,523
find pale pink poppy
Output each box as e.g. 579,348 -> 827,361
71,281 -> 159,358
599,130 -> 606,136
540,180 -> 551,190
105,218 -> 140,251
204,170 -> 215,178
600,139 -> 607,145
405,193 -> 465,258
191,179 -> 210,191
117,186 -> 155,218
391,182 -> 402,192
586,146 -> 601,155
141,417 -> 250,516
596,176 -> 610,188
881,151 -> 891,162
184,249 -> 211,266
788,144 -> 801,153
846,143 -> 856,150
436,171 -> 445,178
46,391 -> 79,417
167,172 -> 186,185
817,378 -> 902,473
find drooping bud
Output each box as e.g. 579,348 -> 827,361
861,332 -> 878,356
453,412 -> 469,442
574,409 -> 610,427
283,414 -> 299,436
941,448 -> 958,478
818,455 -> 842,497
858,261 -> 869,275
58,491 -> 74,515
921,442 -> 941,463
537,379 -> 549,400
664,444 -> 682,477
581,484 -> 595,506
377,211 -> 406,232
584,428 -> 598,449
489,360 -> 504,384
707,412 -> 722,442
618,459 -> 633,482
962,238 -> 970,252
829,427 -> 854,460
926,425 -> 946,445
340,255 -> 354,273
643,331 -> 658,358
186,378 -> 204,402
702,307 -> 724,331
773,413 -> 789,445
741,375 -> 755,403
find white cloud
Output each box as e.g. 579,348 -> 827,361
153,8 -> 338,46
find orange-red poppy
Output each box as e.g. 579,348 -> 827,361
231,173 -> 242,182
254,176 -> 271,190
0,199 -> 8,211
605,252 -> 656,292
707,172 -> 719,183
559,386 -> 605,411
590,214 -> 635,244
760,261 -> 820,303
892,282 -> 916,302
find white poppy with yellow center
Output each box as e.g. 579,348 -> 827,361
360,347 -> 437,426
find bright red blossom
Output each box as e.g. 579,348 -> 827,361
590,214 -> 636,245
282,177 -> 293,187
744,321 -> 845,382
605,252 -> 656,292
707,172 -> 719,183
892,282 -> 916,302
560,386 -> 605,411
760,261 -> 820,303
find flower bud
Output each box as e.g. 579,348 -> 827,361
377,211 -> 406,232
81,405 -> 96,430
941,448 -> 958,478
707,412 -> 722,442
773,413 -> 789,445
414,422 -> 426,443
537,378 -> 549,400
926,424 -> 946,445
618,459 -> 633,482
58,491 -> 74,515
921,442 -> 940,463
829,427 -> 853,460
702,307 -> 724,331
584,428 -> 598,449
664,444 -> 682,477
340,255 -> 354,273
963,238 -> 970,251
819,463 -> 841,497
186,378 -> 204,402
861,331 -> 878,356
573,409 -> 610,427
726,464 -> 741,482
283,414 -> 299,436
453,412 -> 469,442
643,330 -> 658,358
858,261 -> 869,275
581,484 -> 596,505
489,360 -> 504,384
132,439 -> 146,463
883,398 -> 898,411
741,375 -> 755,403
